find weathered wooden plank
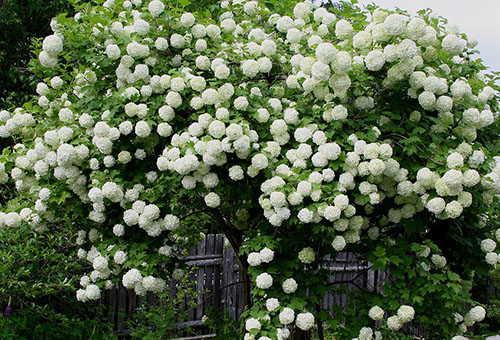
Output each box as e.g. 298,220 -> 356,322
185,258 -> 223,266
196,263 -> 205,320
221,243 -> 231,310
117,285 -> 127,331
107,284 -> 117,325
205,234 -> 215,311
181,254 -> 223,261
171,334 -> 216,340
213,235 -> 223,309
187,270 -> 197,323
128,289 -> 137,320
177,320 -> 205,328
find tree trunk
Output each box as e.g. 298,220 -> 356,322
294,329 -> 311,340
238,269 -> 251,308
316,302 -> 324,340
317,320 -> 324,340
211,209 -> 252,311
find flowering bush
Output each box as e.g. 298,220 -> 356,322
0,0 -> 499,339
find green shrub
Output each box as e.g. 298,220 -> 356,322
0,223 -> 116,339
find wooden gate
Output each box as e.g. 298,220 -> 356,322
102,235 -> 408,338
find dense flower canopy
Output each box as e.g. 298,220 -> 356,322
0,0 -> 499,339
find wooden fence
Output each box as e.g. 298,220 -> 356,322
102,234 -> 415,339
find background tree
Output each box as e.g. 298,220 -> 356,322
0,0 -> 75,106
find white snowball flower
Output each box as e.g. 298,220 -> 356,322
296,312 -> 315,331
39,51 -> 58,68
468,306 -> 486,322
279,307 -> 295,325
365,50 -> 385,71
135,121 -> 151,138
485,252 -> 498,265
114,250 -> 127,265
134,19 -> 150,35
229,166 -> 244,180
431,254 -> 447,268
276,16 -> 294,33
256,272 -> 273,289
282,278 -> 298,293
426,197 -> 446,214
387,315 -> 402,331
148,0 -> 165,17
106,44 -> 121,60
122,268 -> 142,289
166,91 -> 183,108
445,201 -> 463,219
204,192 -> 220,208
42,35 -> 63,56
262,39 -> 276,56
311,61 -> 331,81
170,34 -> 186,48
397,305 -> 415,323
481,239 -> 496,253
242,60 -> 260,77
298,247 -> 316,264
369,306 -> 385,321
85,284 -> 101,300
248,252 -> 262,266
266,298 -> 280,312
335,19 -> 353,40
245,318 -> 261,331
180,12 -> 196,27
234,96 -> 249,111
113,224 -> 125,236
298,208 -> 314,223
359,327 -> 373,340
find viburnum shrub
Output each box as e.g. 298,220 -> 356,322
0,0 -> 499,339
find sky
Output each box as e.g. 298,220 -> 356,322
354,0 -> 500,74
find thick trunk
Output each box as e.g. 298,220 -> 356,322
294,329 -> 311,340
211,209 -> 252,310
238,269 -> 251,308
316,303 -> 324,340
317,320 -> 324,340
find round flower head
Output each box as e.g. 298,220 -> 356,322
387,315 -> 403,330
397,305 -> 415,323
248,252 -> 262,266
245,318 -> 261,331
468,306 -> 486,322
282,278 -> 298,294
296,312 -> 314,331
266,298 -> 280,312
256,272 -> 273,289
298,247 -> 316,264
42,35 -> 63,56
279,307 -> 295,325
369,305 -> 384,321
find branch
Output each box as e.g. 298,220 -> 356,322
177,280 -> 251,315
327,264 -> 372,287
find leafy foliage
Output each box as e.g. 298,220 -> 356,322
1,0 -> 500,340
0,224 -> 116,339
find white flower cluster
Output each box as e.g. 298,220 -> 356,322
256,272 -> 273,289
248,247 -> 275,266
460,306 -> 486,332
39,34 -> 63,68
386,305 -> 415,331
